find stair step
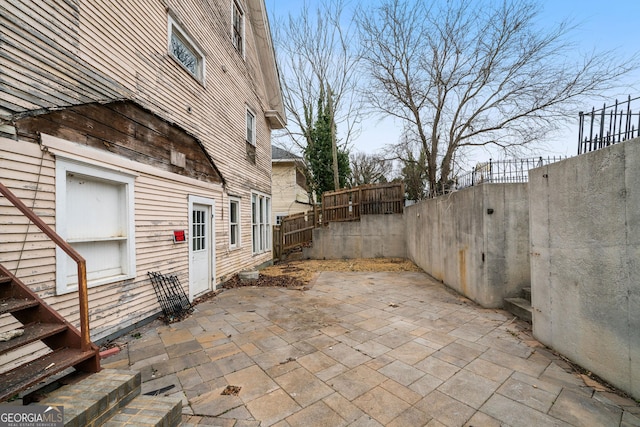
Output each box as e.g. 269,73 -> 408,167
103,395 -> 182,427
39,369 -> 141,426
522,287 -> 531,302
0,347 -> 98,402
0,297 -> 39,315
504,297 -> 532,323
0,323 -> 68,355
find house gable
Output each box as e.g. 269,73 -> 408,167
13,101 -> 224,184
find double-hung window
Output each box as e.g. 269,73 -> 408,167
232,1 -> 244,56
251,192 -> 271,254
168,15 -> 205,81
229,198 -> 240,248
246,108 -> 256,146
55,159 -> 136,294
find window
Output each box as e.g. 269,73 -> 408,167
229,198 -> 240,248
168,15 -> 205,81
192,209 -> 206,251
275,214 -> 287,226
232,1 -> 244,55
252,192 -> 271,254
246,108 -> 256,145
55,159 -> 136,294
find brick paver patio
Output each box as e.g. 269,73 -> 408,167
103,271 -> 640,426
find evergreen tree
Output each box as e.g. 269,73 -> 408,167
304,86 -> 350,201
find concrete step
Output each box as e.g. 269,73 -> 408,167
39,369 -> 140,426
37,369 -> 181,426
102,395 -> 182,427
504,297 -> 532,323
522,287 -> 531,302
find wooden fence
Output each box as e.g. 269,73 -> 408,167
322,182 -> 404,223
272,182 -> 405,260
273,209 -> 318,261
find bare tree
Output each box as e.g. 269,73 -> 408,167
357,0 -> 639,196
273,0 -> 363,191
349,151 -> 392,186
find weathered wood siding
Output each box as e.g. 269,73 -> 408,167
0,134 -> 222,341
2,0 -> 279,273
0,0 -> 129,116
72,0 -> 278,210
1,0 -> 282,343
15,101 -> 223,185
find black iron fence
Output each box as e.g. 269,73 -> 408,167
454,156 -> 566,190
578,95 -> 640,154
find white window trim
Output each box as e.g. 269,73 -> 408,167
55,158 -> 136,295
231,0 -> 245,58
229,197 -> 241,249
275,213 -> 287,226
246,107 -> 256,146
167,14 -> 206,83
251,190 -> 271,254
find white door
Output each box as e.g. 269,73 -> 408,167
188,196 -> 215,300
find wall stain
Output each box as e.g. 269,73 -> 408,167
459,248 -> 467,295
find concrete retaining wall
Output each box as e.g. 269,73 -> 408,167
529,138 -> 640,398
405,184 -> 530,308
302,214 -> 406,259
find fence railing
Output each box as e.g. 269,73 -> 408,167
322,182 -> 404,223
578,95 -> 640,154
454,156 -> 566,190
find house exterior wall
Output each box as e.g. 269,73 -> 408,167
1,0 -> 283,341
272,162 -> 312,222
1,0 -> 280,272
0,134 -> 223,342
72,0 -> 279,278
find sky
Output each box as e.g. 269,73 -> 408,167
266,0 -> 640,164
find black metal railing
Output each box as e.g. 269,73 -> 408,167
454,156 -> 566,190
578,95 -> 640,154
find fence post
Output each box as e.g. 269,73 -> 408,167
578,111 -> 584,154
489,159 -> 493,183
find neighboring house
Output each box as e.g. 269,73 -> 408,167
271,146 -> 314,225
0,0 -> 285,343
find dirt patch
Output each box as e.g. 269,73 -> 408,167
260,258 -> 422,284
193,258 -> 422,296
220,274 -> 306,289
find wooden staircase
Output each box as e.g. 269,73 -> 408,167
0,181 -> 100,402
0,264 -> 100,402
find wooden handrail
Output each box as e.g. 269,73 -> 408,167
0,182 -> 91,351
